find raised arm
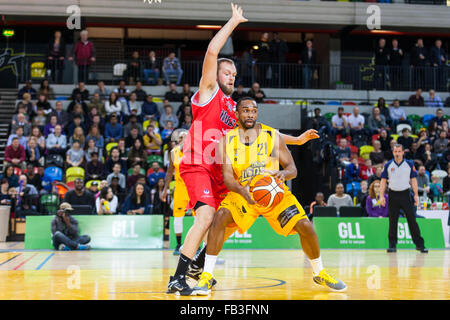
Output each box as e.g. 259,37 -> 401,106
266,132 -> 297,182
279,129 -> 319,146
198,3 -> 247,104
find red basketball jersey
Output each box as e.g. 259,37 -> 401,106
181,85 -> 237,170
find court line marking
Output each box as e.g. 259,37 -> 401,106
12,253 -> 38,270
0,254 -> 21,266
35,253 -> 55,270
7,242 -> 21,248
110,276 -> 286,295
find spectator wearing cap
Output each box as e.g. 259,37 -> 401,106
85,152 -> 105,181
64,178 -> 96,214
105,114 -> 123,143
389,99 -> 412,129
18,80 -> 37,100
397,128 -> 414,153
51,202 -> 91,251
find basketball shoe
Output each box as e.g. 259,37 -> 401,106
192,272 -> 214,296
313,270 -> 347,292
166,275 -> 195,296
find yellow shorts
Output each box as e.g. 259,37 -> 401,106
218,190 -> 308,237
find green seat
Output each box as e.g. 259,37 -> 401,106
324,112 -> 334,121
40,194 -> 59,215
127,168 -> 146,176
407,114 -> 421,122
147,154 -> 164,167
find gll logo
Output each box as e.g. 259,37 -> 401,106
204,189 -> 210,195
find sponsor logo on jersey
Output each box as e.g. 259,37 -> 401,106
277,204 -> 300,228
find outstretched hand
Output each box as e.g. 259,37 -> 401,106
231,3 -> 248,24
294,129 -> 320,146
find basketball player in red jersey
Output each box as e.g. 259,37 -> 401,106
167,3 -> 318,295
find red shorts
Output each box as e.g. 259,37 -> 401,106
179,162 -> 228,211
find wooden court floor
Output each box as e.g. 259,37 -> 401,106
0,243 -> 449,300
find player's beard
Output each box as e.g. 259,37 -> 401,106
240,119 -> 256,129
219,81 -> 234,96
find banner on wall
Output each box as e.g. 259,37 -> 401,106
25,215 -> 164,249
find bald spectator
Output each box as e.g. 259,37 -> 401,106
347,106 -> 366,139
247,82 -> 266,103
426,89 -> 443,108
68,30 -> 96,83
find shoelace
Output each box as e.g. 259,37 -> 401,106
198,273 -> 212,287
318,271 -> 338,285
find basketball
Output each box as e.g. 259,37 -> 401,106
250,175 -> 284,208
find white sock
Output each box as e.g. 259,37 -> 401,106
204,254 -> 218,276
309,256 -> 324,276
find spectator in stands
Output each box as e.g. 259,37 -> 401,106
142,94 -> 160,121
69,126 -> 86,148
93,80 -> 111,100
148,161 -> 166,188
347,106 -> 366,140
406,142 -> 423,167
367,165 -> 383,187
84,137 -> 102,163
443,166 -> 450,195
87,112 -> 105,135
254,32 -> 271,86
114,80 -> 130,105
125,126 -> 143,149
85,152 -> 104,181
389,39 -> 404,90
299,39 -> 317,89
65,114 -> 86,138
327,183 -> 353,213
426,89 -> 443,108
0,165 -> 19,189
25,164 -> 41,192
416,165 -> 430,197
356,180 -> 369,211
124,114 -> 143,138
132,81 -> 147,102
127,51 -> 141,84
16,97 -> 33,121
120,182 -> 150,215
29,126 -> 46,151
105,92 -> 122,118
432,108 -> 445,132
410,38 -> 427,89
65,178 -> 96,211
49,101 -> 70,128
162,52 -> 183,85
38,80 -> 55,100
88,181 -> 99,196
415,128 -> 430,153
105,114 -> 123,143
181,83 -> 194,100
345,158 -> 361,183
86,124 -> 104,150
13,105 -> 29,126
366,180 -> 388,218
176,96 -> 191,123
397,128 -> 413,153
376,97 -> 392,128
331,107 -> 348,138
110,176 -> 125,200
128,139 -> 147,169
161,121 -> 174,143
18,80 -> 37,100
5,137 -> 26,170
180,113 -> 192,130
309,108 -> 331,136
126,163 -> 145,189
360,159 -> 375,181
67,93 -> 89,116
36,94 -> 53,115
107,163 -> 126,190
143,50 -> 160,85
270,32 -> 288,86
389,99 -> 412,129
430,39 -> 447,90
159,105 -> 179,129
47,31 -> 66,84
71,81 -> 90,101
8,126 -> 27,148
434,130 -> 448,155
117,138 -> 128,162
247,82 -> 266,103
68,30 -> 96,83
231,84 -> 247,102
70,103 -> 86,124
88,93 -> 105,117
422,143 -> 438,172
370,140 -> 384,165
374,38 -> 389,90
335,138 -> 351,166
151,177 -> 169,215
143,124 -> 163,155
164,83 -> 182,102
427,120 -> 439,145
124,92 -> 142,118
51,202 -> 91,250
308,192 -> 326,219
105,147 -> 127,175
46,124 -> 66,155
96,187 -> 118,215
430,175 -> 444,200
15,174 -> 39,217
368,106 -> 387,135
66,140 -> 84,168
26,138 -> 41,167
408,88 -> 425,106
0,179 -> 10,205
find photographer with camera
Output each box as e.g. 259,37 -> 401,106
51,202 -> 91,251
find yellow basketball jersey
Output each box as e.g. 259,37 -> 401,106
225,123 -> 280,186
172,146 -> 189,201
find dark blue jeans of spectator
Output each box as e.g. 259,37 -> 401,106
302,65 -> 313,89
143,69 -> 160,85
164,69 -> 183,85
375,65 -> 389,90
52,231 -> 91,250
332,127 -> 347,138
391,119 -> 413,132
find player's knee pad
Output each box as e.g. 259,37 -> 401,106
174,217 -> 183,234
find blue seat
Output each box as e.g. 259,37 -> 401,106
327,100 -> 341,106
346,181 -> 361,197
44,166 -> 63,183
55,96 -> 68,101
422,114 -> 434,127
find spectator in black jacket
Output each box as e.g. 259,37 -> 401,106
299,40 -> 317,89
271,32 -> 288,86
374,38 -> 389,90
430,39 -> 448,91
64,178 -> 96,214
410,38 -> 427,89
247,82 -> 266,103
85,152 -> 105,181
254,32 -> 271,86
71,81 -> 90,101
127,51 -> 141,85
18,80 -> 37,99
389,39 -> 404,90
143,50 -> 160,85
164,83 -> 182,102
47,30 -> 66,84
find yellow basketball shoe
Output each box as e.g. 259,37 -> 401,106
192,272 -> 214,296
313,270 -> 347,292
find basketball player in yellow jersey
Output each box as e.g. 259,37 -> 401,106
162,130 -> 190,255
192,98 -> 347,295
